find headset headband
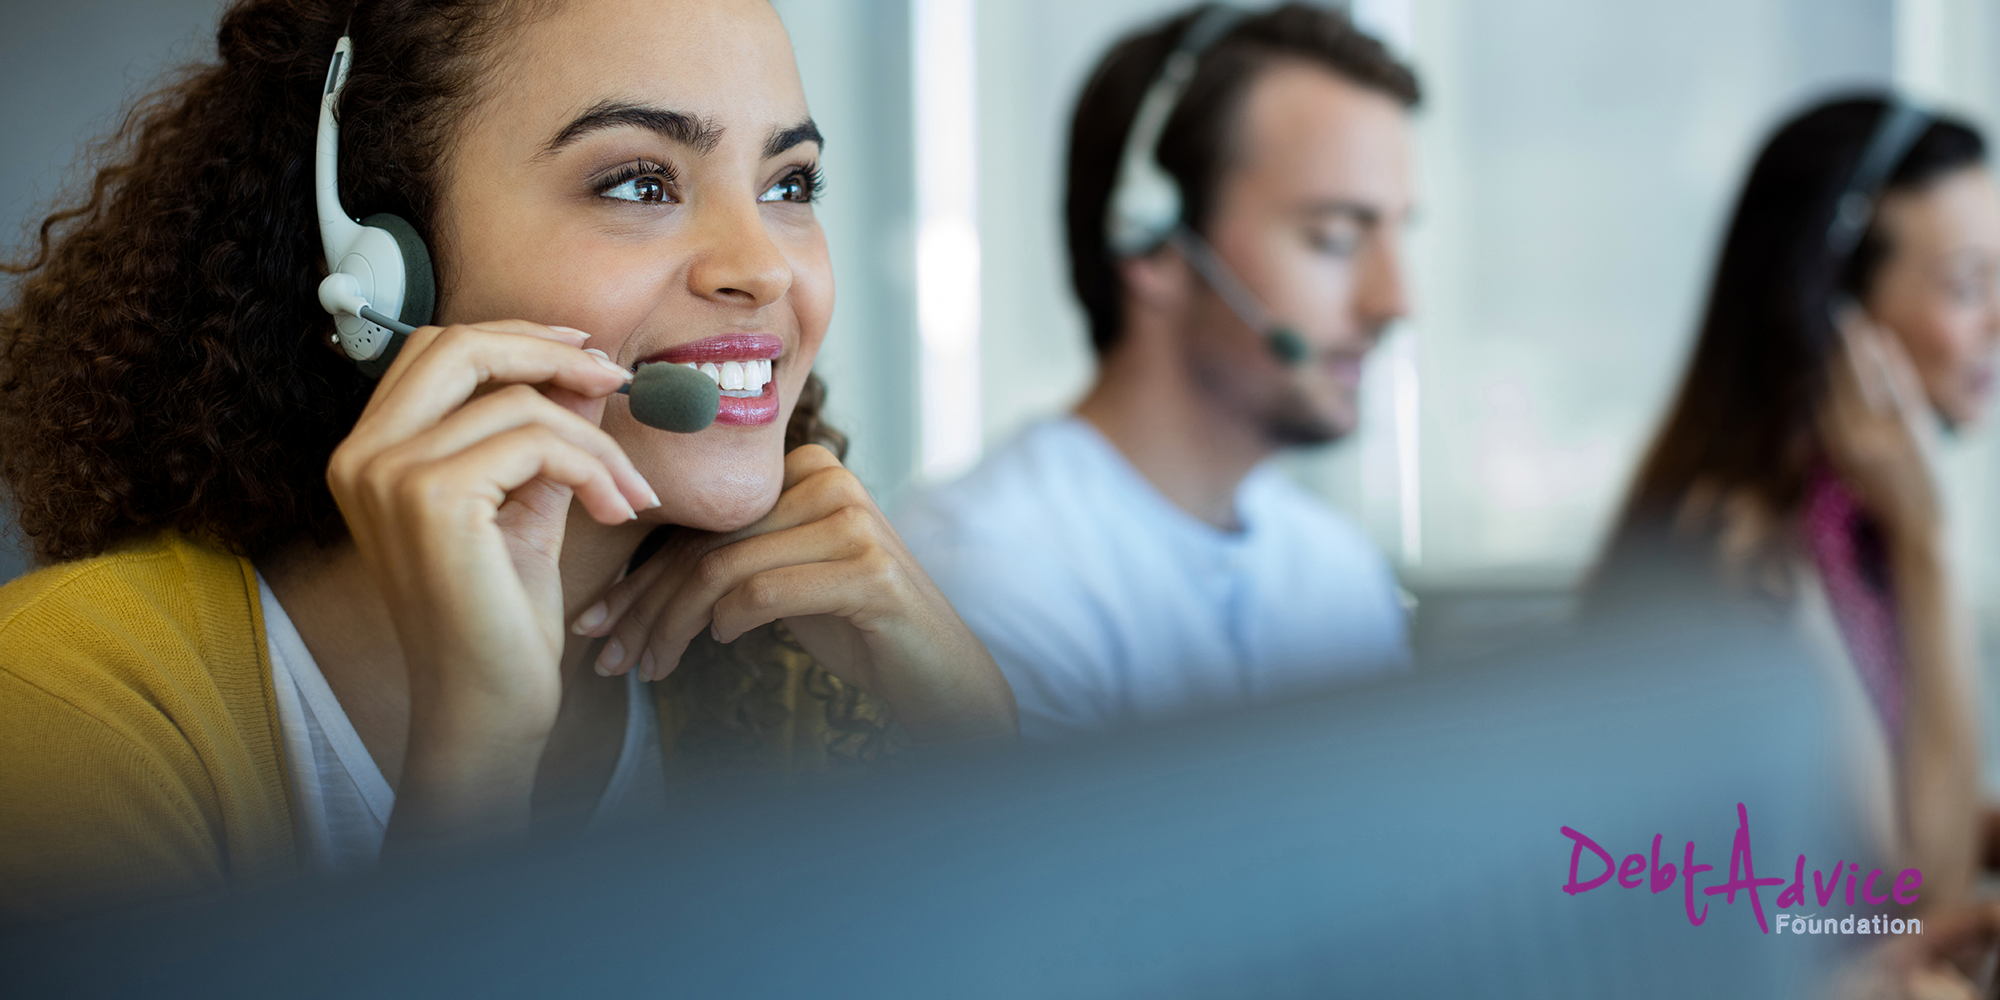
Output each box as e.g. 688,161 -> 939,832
1825,100 -> 1933,259
1105,5 -> 1248,257
314,31 -> 436,374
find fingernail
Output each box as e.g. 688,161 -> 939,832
639,650 -> 658,682
710,622 -> 722,643
644,486 -> 662,509
596,637 -> 624,674
585,349 -> 631,379
551,325 -> 591,339
572,602 -> 607,635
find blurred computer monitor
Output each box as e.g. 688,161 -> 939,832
2,605 -> 1851,999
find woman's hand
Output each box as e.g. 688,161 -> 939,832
326,320 -> 658,846
573,445 -> 1017,744
1818,309 -> 1945,547
1823,310 -> 1984,907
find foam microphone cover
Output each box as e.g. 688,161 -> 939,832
1267,327 -> 1310,366
626,362 -> 721,433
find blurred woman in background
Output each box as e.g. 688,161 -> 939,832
1592,95 -> 2000,912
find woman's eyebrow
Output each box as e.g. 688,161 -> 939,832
764,119 -> 824,158
542,101 -> 723,156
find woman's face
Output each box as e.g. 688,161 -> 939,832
434,0 -> 831,531
1866,165 -> 2000,428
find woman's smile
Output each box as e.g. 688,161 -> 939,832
636,332 -> 785,426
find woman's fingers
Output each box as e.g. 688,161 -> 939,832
1832,313 -> 1941,460
368,319 -> 580,405
707,553 -> 898,649
709,446 -> 866,543
1832,312 -> 1895,416
1867,322 -> 1931,421
582,453 -> 908,682
1836,311 -> 1931,420
571,538 -> 678,639
367,382 -> 656,515
574,527 -> 728,672
582,449 -> 867,670
429,424 -> 643,527
343,421 -> 641,535
1819,311 -> 1948,544
597,504 -> 881,680
782,443 -> 842,490
356,322 -> 631,443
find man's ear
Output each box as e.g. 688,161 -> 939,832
1117,247 -> 1194,318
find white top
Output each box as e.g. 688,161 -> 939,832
260,574 -> 667,874
895,417 -> 1409,741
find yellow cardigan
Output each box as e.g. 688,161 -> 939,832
0,533 -> 871,926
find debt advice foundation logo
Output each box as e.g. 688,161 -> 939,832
1560,802 -> 1924,935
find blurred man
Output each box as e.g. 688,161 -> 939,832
897,4 -> 1418,739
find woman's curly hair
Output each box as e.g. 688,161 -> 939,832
1,0 -> 882,757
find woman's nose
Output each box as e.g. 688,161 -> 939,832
685,199 -> 793,308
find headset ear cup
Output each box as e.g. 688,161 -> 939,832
360,213 -> 436,327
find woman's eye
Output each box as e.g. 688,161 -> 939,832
601,173 -> 672,204
759,168 -> 820,205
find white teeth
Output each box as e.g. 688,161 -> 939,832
677,358 -> 776,395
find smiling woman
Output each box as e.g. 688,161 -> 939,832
0,0 -> 1014,925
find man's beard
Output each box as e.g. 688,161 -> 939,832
1177,301 -> 1361,448
1258,382 -> 1348,447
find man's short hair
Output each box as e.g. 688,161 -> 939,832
1065,3 -> 1421,356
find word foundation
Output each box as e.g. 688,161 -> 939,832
1774,914 -> 1920,935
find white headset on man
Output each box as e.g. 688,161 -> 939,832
1105,4 -> 1310,366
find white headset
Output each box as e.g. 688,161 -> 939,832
1103,5 -> 1308,364
314,33 -> 435,377
1105,6 -> 1246,257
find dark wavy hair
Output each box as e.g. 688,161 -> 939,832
1065,2 -> 1420,356
0,0 -> 846,567
1590,95 -> 1986,603
1,0 -> 881,756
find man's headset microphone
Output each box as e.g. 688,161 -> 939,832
310,33 -> 719,433
1106,5 -> 1313,368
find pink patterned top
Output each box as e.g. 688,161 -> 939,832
1800,463 -> 1904,751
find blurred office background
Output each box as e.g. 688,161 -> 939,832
6,2 -> 2000,672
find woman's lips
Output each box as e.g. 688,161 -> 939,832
634,333 -> 784,429
643,333 -> 783,366
715,377 -> 779,426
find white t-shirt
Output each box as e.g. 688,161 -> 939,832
895,417 -> 1409,741
259,574 -> 667,874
